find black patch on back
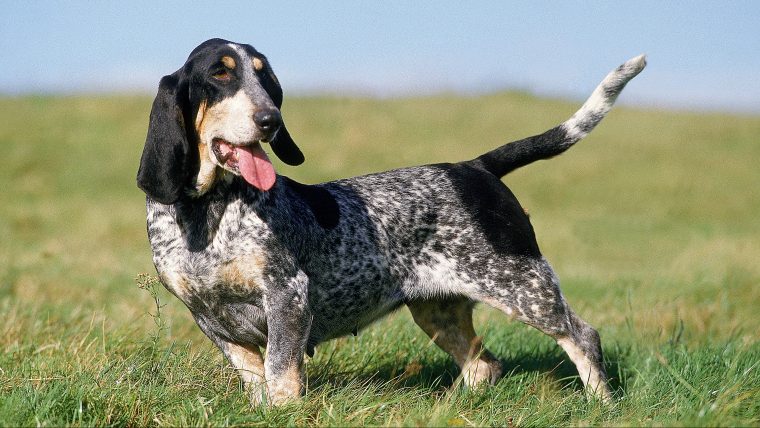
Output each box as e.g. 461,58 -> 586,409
433,163 -> 541,257
284,178 -> 341,230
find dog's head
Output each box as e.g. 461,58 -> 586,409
137,38 -> 304,204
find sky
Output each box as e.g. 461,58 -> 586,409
1,1 -> 758,113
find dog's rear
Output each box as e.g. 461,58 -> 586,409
398,55 -> 647,401
471,55 -> 646,177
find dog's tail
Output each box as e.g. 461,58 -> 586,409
470,55 -> 646,178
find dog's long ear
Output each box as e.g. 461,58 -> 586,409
270,123 -> 304,166
136,72 -> 195,204
258,58 -> 305,166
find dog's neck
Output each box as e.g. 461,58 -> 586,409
174,177 -> 270,252
150,174 -> 327,259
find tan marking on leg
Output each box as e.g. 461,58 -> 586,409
225,342 -> 267,405
267,364 -> 303,405
557,337 -> 611,402
221,55 -> 236,69
460,336 -> 503,387
252,57 -> 264,71
409,300 -> 502,388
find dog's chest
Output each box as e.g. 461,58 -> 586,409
146,198 -> 272,313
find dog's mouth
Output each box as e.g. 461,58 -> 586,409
212,138 -> 276,191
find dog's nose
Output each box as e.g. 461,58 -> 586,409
253,109 -> 282,133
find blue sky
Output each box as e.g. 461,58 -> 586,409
1,1 -> 758,112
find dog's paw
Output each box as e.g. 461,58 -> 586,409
244,382 -> 269,407
245,383 -> 302,407
462,357 -> 503,388
264,374 -> 303,406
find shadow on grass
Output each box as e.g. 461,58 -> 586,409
307,345 -> 631,398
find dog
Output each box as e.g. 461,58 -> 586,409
137,38 -> 645,405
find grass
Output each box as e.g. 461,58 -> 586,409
0,90 -> 759,426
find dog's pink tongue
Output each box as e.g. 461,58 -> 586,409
237,144 -> 276,191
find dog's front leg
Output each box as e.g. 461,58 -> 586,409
264,272 -> 311,405
222,342 -> 267,405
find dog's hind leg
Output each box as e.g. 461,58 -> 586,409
555,315 -> 611,402
481,258 -> 612,401
407,297 -> 503,388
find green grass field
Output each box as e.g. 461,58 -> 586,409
1,92 -> 758,426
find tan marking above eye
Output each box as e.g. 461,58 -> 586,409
252,57 -> 264,71
221,56 -> 236,69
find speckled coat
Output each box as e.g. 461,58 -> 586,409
138,38 -> 646,405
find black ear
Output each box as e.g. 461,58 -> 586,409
136,73 -> 195,204
256,56 -> 305,166
270,124 -> 304,166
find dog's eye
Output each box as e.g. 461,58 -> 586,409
212,69 -> 231,81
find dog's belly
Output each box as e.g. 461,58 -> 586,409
306,270 -> 407,344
